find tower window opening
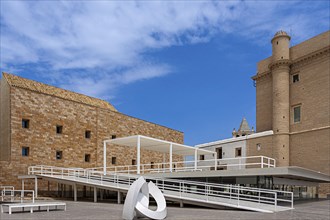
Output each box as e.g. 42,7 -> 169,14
293,74 -> 299,83
22,119 -> 30,129
22,147 -> 29,156
56,125 -> 63,134
85,130 -> 91,139
132,159 -> 136,165
56,150 -> 63,160
85,154 -> 91,162
112,157 -> 116,165
293,105 -> 301,123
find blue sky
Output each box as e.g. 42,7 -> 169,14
1,1 -> 329,146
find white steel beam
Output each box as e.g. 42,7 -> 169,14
169,144 -> 173,172
137,135 -> 141,174
103,141 -> 107,175
194,148 -> 198,171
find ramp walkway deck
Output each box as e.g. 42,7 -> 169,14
28,165 -> 293,213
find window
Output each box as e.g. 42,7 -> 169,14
85,130 -> 91,139
256,143 -> 261,151
293,106 -> 301,123
293,74 -> 299,83
199,155 -> 205,161
235,147 -> 242,157
56,151 -> 63,160
111,135 -> 117,139
216,148 -> 223,159
85,154 -> 91,162
111,157 -> 116,165
151,162 -> 154,169
22,147 -> 29,156
22,119 -> 29,129
56,125 -> 63,134
132,159 -> 136,165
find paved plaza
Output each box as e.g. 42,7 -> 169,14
1,199 -> 329,220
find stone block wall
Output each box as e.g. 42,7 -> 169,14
0,85 -> 184,191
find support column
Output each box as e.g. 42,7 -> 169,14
180,201 -> 184,208
22,180 -> 25,191
137,136 -> 141,174
117,191 -> 122,204
94,187 -> 97,203
34,177 -> 38,198
194,148 -> 198,171
169,143 -> 173,172
103,141 -> 107,175
73,184 -> 77,202
214,152 -> 218,170
100,189 -> 103,201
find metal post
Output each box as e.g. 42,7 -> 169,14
73,184 -> 77,202
103,141 -> 107,175
214,152 -> 217,170
94,187 -> 97,203
169,143 -> 173,172
35,177 -> 38,198
194,148 -> 198,171
261,156 -> 264,168
117,191 -> 122,204
137,136 -> 141,174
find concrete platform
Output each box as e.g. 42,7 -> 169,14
0,199 -> 329,220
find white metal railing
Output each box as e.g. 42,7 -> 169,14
1,188 -> 35,203
28,165 -> 293,212
86,155 -> 276,175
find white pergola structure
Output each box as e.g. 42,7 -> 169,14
103,135 -> 216,175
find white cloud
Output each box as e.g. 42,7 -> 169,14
0,1 -> 328,99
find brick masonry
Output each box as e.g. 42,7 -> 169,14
0,79 -> 184,190
251,30 -> 330,197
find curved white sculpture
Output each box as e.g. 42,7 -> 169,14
122,177 -> 167,220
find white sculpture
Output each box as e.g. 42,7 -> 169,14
122,177 -> 167,220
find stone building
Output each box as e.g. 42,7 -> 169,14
197,30 -> 330,198
0,72 -> 184,190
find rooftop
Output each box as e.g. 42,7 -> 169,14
2,72 -> 117,111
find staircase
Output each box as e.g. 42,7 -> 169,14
28,165 -> 293,213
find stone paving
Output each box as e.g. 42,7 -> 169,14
1,199 -> 329,220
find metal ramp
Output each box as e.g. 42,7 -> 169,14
28,165 -> 293,213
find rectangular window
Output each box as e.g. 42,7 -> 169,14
85,154 -> 91,162
111,157 -> 116,165
235,147 -> 242,157
22,119 -> 29,129
151,162 -> 154,169
85,130 -> 91,139
22,147 -> 29,156
293,106 -> 301,123
293,74 -> 299,83
216,147 -> 223,159
199,155 -> 205,161
256,143 -> 261,151
132,159 -> 136,165
56,150 -> 63,160
111,135 -> 117,139
56,125 -> 63,134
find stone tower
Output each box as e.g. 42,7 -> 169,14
232,118 -> 255,137
270,30 -> 291,166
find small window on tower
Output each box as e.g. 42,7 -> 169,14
111,135 -> 116,139
85,154 -> 91,162
293,106 -> 301,123
56,125 -> 63,134
112,157 -> 116,165
132,159 -> 136,165
56,150 -> 63,160
293,74 -> 299,83
22,147 -> 29,156
85,130 -> 91,139
22,119 -> 30,129
151,162 -> 155,169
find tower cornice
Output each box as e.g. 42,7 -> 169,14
268,59 -> 292,70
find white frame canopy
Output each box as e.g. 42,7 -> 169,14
103,135 -> 216,175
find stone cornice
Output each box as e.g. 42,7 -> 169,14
252,45 -> 330,80
291,46 -> 330,71
268,59 -> 292,70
